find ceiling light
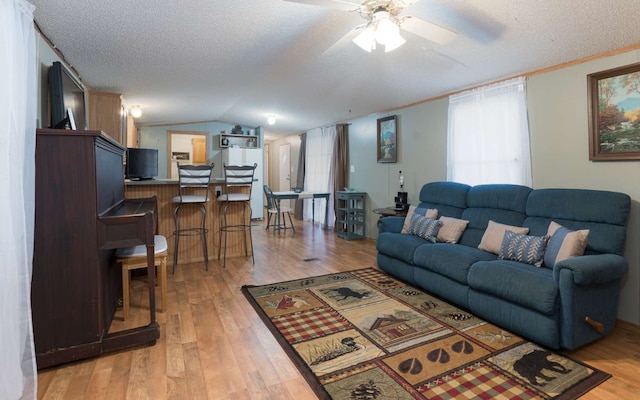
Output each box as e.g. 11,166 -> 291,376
384,32 -> 406,52
352,9 -> 405,53
267,114 -> 276,125
129,106 -> 142,118
353,26 -> 375,52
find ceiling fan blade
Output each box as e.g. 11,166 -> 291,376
322,25 -> 364,56
397,0 -> 423,8
283,0 -> 360,11
400,16 -> 457,45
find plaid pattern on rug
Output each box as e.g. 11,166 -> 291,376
242,268 -> 609,400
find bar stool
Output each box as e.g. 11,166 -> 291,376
115,234 -> 168,320
172,162 -> 214,272
218,163 -> 257,267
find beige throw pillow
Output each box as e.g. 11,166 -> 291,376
478,220 -> 529,254
437,216 -> 469,244
401,206 -> 438,234
543,221 -> 590,266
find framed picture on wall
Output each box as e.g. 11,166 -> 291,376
377,115 -> 397,163
588,62 -> 640,161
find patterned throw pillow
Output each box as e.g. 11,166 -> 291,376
543,221 -> 590,267
437,216 -> 469,244
408,214 -> 443,243
401,206 -> 438,234
498,230 -> 549,267
478,220 -> 530,254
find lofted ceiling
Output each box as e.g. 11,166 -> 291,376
31,0 -> 640,140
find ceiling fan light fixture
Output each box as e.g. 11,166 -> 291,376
353,26 -> 375,52
374,17 -> 398,45
384,32 -> 406,52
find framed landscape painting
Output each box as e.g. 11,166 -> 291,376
588,62 -> 640,160
377,115 -> 397,163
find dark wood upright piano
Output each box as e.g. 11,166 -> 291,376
32,129 -> 160,369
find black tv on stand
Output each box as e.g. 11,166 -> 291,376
125,148 -> 158,180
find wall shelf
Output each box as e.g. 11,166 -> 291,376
219,133 -> 259,148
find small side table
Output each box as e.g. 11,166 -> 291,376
337,191 -> 366,240
373,207 -> 408,218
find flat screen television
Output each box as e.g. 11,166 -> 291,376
125,148 -> 158,180
48,61 -> 87,130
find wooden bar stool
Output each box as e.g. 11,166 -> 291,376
115,234 -> 168,320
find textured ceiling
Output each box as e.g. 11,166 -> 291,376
31,0 -> 640,140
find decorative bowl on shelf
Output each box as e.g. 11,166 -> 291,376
291,187 -> 303,193
344,187 -> 358,192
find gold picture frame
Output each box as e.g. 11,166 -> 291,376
588,62 -> 640,160
377,115 -> 397,163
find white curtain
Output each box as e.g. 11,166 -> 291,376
304,126 -> 336,227
0,0 -> 38,398
447,77 -> 532,187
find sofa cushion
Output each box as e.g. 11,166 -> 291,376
414,243 -> 497,284
543,221 -> 589,267
524,188 -> 630,255
468,260 -> 558,315
401,205 -> 438,233
458,184 -> 532,248
376,232 -> 429,265
478,220 -> 529,254
417,181 -> 470,219
437,216 -> 469,244
498,231 -> 548,267
407,214 -> 442,243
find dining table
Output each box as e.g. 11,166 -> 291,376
271,190 -> 331,229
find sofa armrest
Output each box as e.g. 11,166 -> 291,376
553,254 -> 628,285
377,216 -> 405,233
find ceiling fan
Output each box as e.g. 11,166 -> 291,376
284,0 -> 458,52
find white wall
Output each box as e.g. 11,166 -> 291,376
343,48 -> 640,324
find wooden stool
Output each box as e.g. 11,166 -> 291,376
115,235 -> 168,320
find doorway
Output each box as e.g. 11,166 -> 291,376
167,130 -> 208,179
279,143 -> 291,207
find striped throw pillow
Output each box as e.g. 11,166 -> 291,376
498,230 -> 549,267
408,214 -> 443,243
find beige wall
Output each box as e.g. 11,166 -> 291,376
271,48 -> 640,324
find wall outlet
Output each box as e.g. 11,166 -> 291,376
350,165 -> 355,173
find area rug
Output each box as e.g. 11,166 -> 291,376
242,268 -> 609,400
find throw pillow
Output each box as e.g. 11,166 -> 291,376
401,205 -> 438,234
437,216 -> 469,244
498,230 -> 549,267
478,220 -> 530,254
408,214 -> 443,243
543,221 -> 590,267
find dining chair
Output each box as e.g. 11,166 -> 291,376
264,185 -> 295,234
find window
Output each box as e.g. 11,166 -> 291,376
304,126 -> 337,227
447,77 -> 532,186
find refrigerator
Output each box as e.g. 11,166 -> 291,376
221,147 -> 264,219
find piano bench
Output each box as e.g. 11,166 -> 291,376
115,235 -> 168,320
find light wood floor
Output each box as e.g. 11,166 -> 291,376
37,219 -> 640,399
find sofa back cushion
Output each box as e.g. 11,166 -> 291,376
418,181 -> 470,218
524,188 -> 630,257
459,184 -> 532,248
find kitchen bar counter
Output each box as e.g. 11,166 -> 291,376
125,181 -> 253,266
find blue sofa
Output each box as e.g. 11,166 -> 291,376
376,181 -> 631,350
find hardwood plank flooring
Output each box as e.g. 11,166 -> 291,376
37,219 -> 640,399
